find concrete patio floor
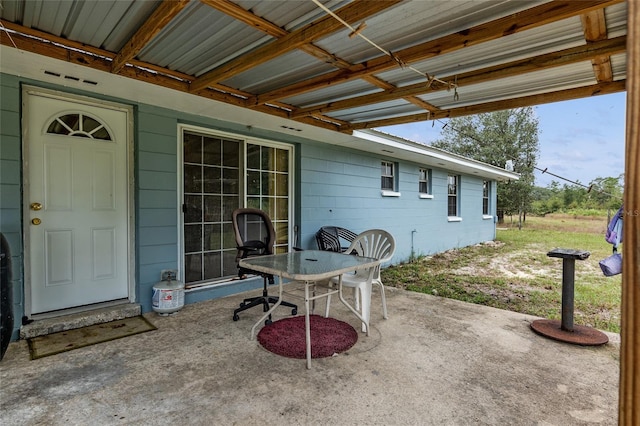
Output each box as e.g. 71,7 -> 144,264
0,286 -> 620,425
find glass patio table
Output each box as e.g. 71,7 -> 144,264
239,250 -> 380,369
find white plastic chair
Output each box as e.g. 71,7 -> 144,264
324,229 -> 396,331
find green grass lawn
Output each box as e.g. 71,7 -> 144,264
382,213 -> 622,333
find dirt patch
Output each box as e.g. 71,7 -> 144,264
383,237 -> 621,333
432,241 -> 555,280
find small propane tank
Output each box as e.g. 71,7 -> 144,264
152,271 -> 184,316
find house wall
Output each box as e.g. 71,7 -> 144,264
297,143 -> 497,261
0,75 -> 23,340
0,74 -> 498,340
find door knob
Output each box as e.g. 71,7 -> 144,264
31,218 -> 42,225
30,202 -> 43,211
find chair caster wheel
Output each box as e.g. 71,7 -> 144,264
233,314 -> 239,321
291,308 -> 297,315
265,319 -> 272,325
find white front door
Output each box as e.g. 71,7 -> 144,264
24,90 -> 131,314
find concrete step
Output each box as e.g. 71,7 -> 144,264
20,303 -> 141,339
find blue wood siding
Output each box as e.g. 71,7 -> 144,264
136,105 -> 180,312
0,74 -> 500,333
298,143 -> 496,260
0,75 -> 23,339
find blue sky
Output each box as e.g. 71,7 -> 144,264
379,92 -> 627,188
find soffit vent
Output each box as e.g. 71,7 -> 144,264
44,70 -> 98,86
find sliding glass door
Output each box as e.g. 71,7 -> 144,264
181,128 -> 292,286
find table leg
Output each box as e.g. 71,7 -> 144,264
305,280 -> 312,369
250,274 -> 283,340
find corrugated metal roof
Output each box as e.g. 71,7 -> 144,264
330,99 -> 415,123
377,17 -> 587,87
234,0 -> 352,31
610,52 -> 627,78
223,50 -> 338,93
282,79 -> 381,109
424,63 -> 600,109
316,0 -> 548,64
0,0 -> 628,131
0,0 -> 160,50
138,1 -> 273,76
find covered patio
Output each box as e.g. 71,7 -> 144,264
0,287 -> 620,425
1,1 -> 638,422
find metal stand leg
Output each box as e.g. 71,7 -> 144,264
560,258 -> 575,332
531,249 -> 608,346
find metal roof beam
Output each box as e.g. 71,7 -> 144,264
255,0 -> 624,106
111,0 -> 190,74
0,20 -> 343,132
201,0 -> 398,123
291,35 -> 627,118
189,0 -> 401,93
342,80 -> 626,132
203,0 -> 433,123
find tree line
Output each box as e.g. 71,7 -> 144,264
530,175 -> 624,215
429,108 -> 623,224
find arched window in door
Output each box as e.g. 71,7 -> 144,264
46,113 -> 112,140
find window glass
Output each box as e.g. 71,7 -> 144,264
222,168 -> 238,194
381,161 -> 394,191
182,131 -> 291,285
183,132 -> 241,285
46,113 -> 113,140
448,175 -> 458,216
247,143 -> 290,253
59,114 -> 80,132
483,181 -> 490,215
204,224 -> 222,251
246,144 -> 261,169
184,133 -> 202,163
202,137 -> 221,165
222,139 -> 239,167
419,168 -> 431,194
276,149 -> 289,172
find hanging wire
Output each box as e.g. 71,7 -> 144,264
312,0 -> 457,94
0,4 -> 19,49
534,166 -> 622,200
430,118 -> 622,200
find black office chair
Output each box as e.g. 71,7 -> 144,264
231,208 -> 297,323
315,226 -> 358,253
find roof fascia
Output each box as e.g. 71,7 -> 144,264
353,129 -> 520,182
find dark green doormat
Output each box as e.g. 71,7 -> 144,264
27,316 -> 157,360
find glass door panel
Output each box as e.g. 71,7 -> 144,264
183,132 -> 240,285
182,131 -> 292,285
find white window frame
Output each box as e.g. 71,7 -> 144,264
447,174 -> 462,221
177,124 -> 294,288
419,167 -> 433,199
482,180 -> 493,219
381,160 -> 401,197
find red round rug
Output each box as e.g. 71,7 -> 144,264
257,315 -> 358,359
